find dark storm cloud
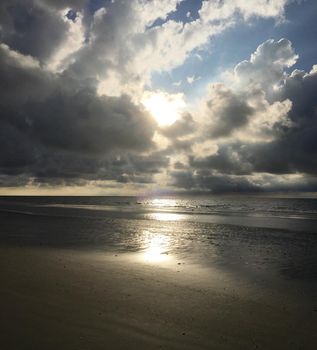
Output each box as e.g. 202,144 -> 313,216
127,152 -> 169,174
279,68 -> 317,126
204,84 -> 255,138
0,41 -> 164,186
0,44 -> 53,105
158,113 -> 197,155
0,0 -> 72,62
189,144 -> 252,175
24,150 -> 169,185
43,0 -> 86,10
171,170 -> 261,193
172,39 -> 317,192
0,42 -> 155,155
228,68 -> 317,176
166,138 -> 194,154
171,167 -> 317,194
185,66 -> 317,190
173,161 -> 187,170
30,91 -> 155,154
239,130 -> 317,176
0,174 -> 31,187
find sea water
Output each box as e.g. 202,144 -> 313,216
0,195 -> 317,288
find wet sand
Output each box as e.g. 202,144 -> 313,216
0,245 -> 316,350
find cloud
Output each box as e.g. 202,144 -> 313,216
234,47 -> 317,176
199,0 -> 287,22
2,0 -> 312,193
46,10 -> 85,72
67,0 -> 289,97
1,0 -> 291,95
186,75 -> 201,84
0,1 -> 69,62
172,38 -> 317,192
0,0 -> 87,73
66,0 -> 184,95
203,84 -> 255,138
159,113 -> 196,138
171,170 -> 317,193
42,0 -> 86,10
234,38 -> 298,97
0,43 -> 163,185
189,144 -> 252,175
170,170 -> 261,193
193,39 -> 297,146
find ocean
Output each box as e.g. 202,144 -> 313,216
0,195 -> 317,285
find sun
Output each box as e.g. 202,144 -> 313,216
142,91 -> 186,126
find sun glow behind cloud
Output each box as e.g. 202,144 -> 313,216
142,91 -> 186,126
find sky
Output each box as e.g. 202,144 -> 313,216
0,0 -> 317,195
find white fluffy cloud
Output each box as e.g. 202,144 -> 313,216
234,38 -> 298,96
200,0 -> 288,22
201,39 -> 296,142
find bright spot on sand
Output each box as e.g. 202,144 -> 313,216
142,231 -> 171,263
142,91 -> 186,126
149,212 -> 183,221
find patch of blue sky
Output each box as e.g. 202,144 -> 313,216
275,0 -> 317,72
86,0 -> 109,15
66,9 -> 77,21
167,0 -> 201,23
149,48 -> 220,104
150,17 -> 278,102
147,0 -> 201,30
150,0 -> 317,102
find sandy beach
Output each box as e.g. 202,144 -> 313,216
0,244 -> 316,350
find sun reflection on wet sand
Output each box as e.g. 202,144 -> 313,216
147,212 -> 184,222
141,231 -> 172,263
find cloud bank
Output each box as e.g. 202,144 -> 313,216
0,0 -> 316,194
